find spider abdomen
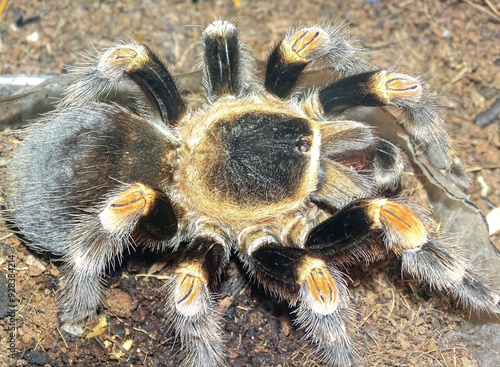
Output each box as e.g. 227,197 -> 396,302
5,104 -> 180,254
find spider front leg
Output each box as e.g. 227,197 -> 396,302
305,199 -> 500,315
265,23 -> 372,98
239,239 -> 358,367
314,69 -> 469,187
265,23 -> 468,187
164,236 -> 230,367
60,182 -> 178,324
60,42 -> 186,124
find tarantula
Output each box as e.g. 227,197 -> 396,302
4,20 -> 500,366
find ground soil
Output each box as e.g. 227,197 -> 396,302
0,1 -> 499,366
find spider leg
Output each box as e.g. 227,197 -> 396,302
100,182 -> 178,244
266,24 -> 467,187
402,239 -> 500,314
164,237 -> 230,367
58,237 -> 117,324
305,199 -> 500,314
60,42 -> 186,124
239,240 -> 359,367
201,20 -> 252,101
265,23 -> 371,98
310,118 -> 404,208
312,120 -> 378,208
313,69 -> 469,187
59,182 -> 177,324
371,138 -> 405,191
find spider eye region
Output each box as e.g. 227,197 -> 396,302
296,136 -> 312,152
188,112 -> 317,213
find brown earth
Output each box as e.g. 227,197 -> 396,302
1,1 -> 500,367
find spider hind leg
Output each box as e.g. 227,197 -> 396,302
164,237 -> 230,367
58,181 -> 178,325
305,199 -> 500,315
240,239 -> 359,367
402,239 -> 500,314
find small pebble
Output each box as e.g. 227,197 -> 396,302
103,288 -> 138,318
25,255 -> 46,277
26,31 -> 39,43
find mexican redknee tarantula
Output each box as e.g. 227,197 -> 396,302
4,20 -> 500,366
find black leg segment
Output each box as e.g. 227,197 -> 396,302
180,237 -> 228,287
305,200 -> 376,256
319,70 -> 384,115
265,44 -> 309,99
252,244 -> 308,287
136,190 -> 178,242
125,45 -> 187,125
202,20 -> 246,100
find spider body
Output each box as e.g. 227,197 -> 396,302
4,20 -> 500,367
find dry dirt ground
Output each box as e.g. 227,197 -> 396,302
1,1 -> 500,366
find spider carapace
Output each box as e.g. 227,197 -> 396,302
4,20 -> 499,366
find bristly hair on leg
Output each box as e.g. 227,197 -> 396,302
402,237 -> 500,315
163,274 -> 227,367
294,264 -> 361,367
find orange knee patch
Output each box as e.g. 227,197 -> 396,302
379,200 -> 427,250
369,71 -> 422,105
174,268 -> 208,316
98,46 -> 140,74
301,261 -> 338,315
385,73 -> 422,102
99,183 -> 156,234
285,27 -> 329,62
98,45 -> 152,74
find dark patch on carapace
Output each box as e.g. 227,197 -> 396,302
206,112 -> 313,205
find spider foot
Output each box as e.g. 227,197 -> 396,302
58,260 -> 106,325
164,237 -> 229,367
402,239 -> 500,314
58,225 -> 128,324
242,241 -> 359,366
